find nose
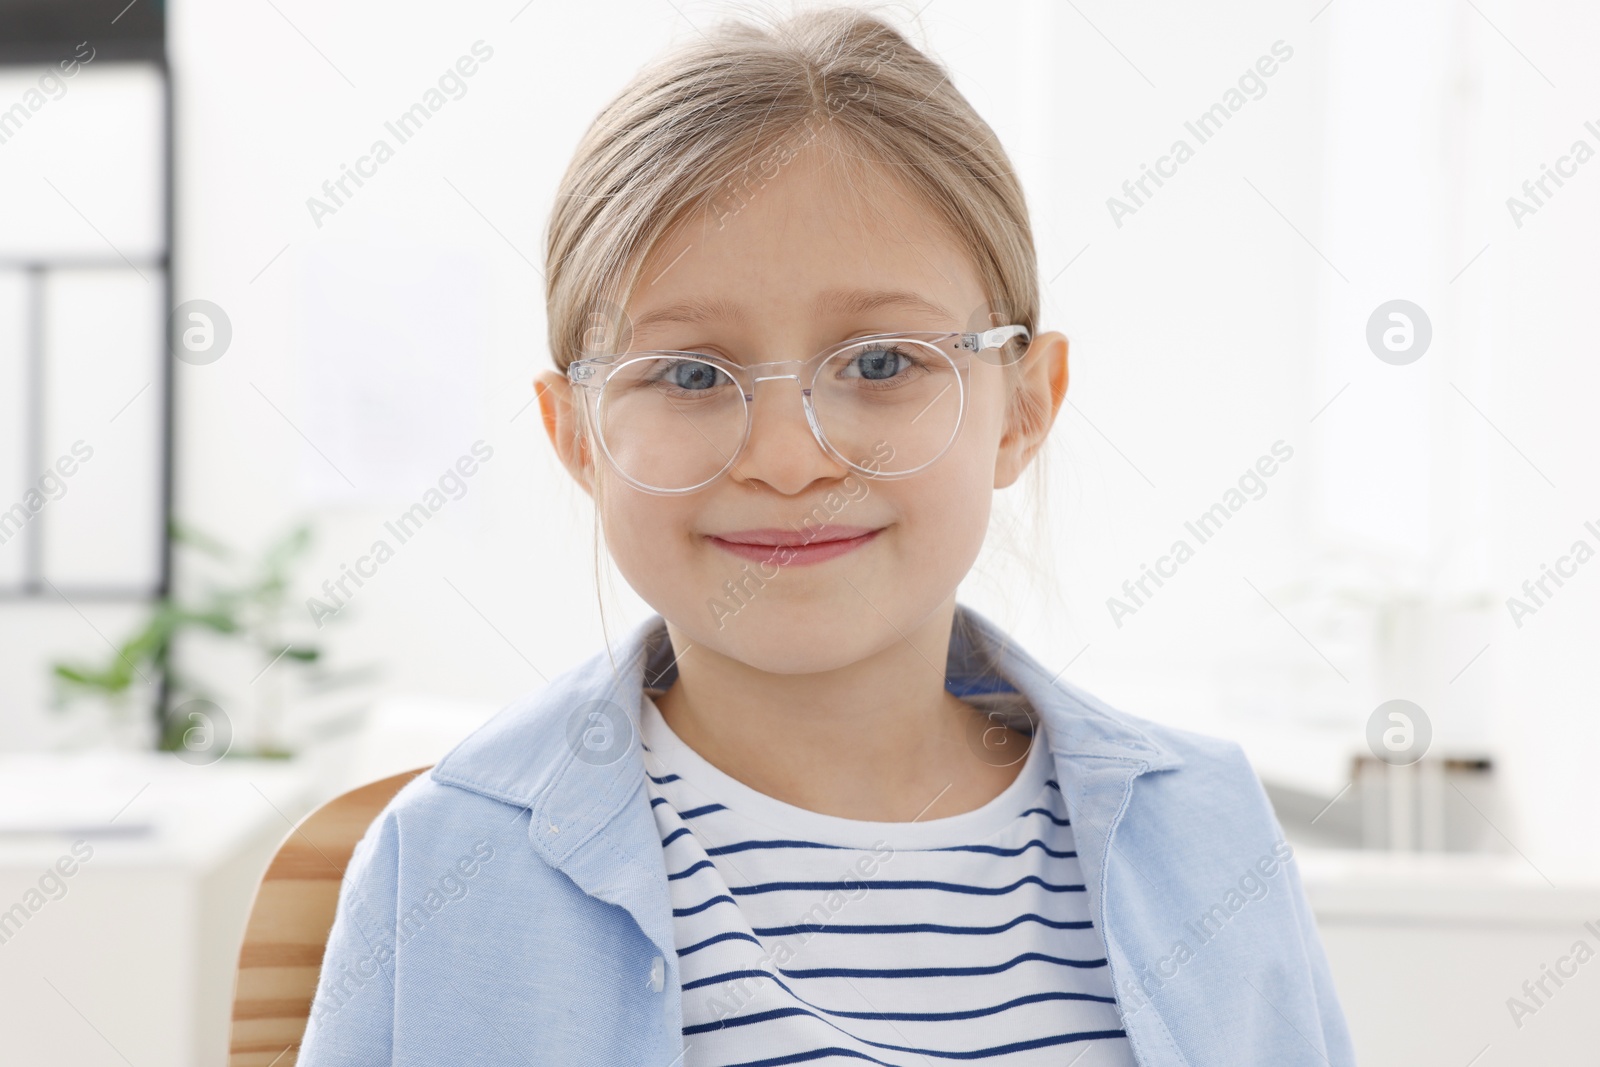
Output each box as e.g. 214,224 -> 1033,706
731,373 -> 849,494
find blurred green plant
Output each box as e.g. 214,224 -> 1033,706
50,520 -> 333,756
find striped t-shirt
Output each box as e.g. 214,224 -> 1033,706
640,692 -> 1137,1066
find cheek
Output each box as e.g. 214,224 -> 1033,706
937,369 -> 1009,490
595,488 -> 697,589
907,371 -> 1008,552
889,428 -> 994,567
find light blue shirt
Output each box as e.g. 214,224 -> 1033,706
297,603 -> 1356,1065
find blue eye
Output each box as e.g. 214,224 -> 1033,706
857,347 -> 903,380
665,360 -> 722,391
842,344 -> 924,383
634,357 -> 734,398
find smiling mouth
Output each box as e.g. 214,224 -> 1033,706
706,525 -> 884,566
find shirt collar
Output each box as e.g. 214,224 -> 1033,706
431,601 -> 1183,846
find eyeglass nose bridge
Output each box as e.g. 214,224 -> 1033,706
725,360 -> 845,478
742,358 -> 812,391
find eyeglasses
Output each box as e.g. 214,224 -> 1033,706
566,324 -> 1030,495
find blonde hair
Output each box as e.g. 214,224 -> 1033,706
542,3 -> 1059,643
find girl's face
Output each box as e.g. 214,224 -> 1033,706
537,142 -> 1066,673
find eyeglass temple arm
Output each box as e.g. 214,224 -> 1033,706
954,324 -> 1030,352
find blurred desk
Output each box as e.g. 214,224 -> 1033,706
1299,847 -> 1600,1067
0,751 -> 314,1067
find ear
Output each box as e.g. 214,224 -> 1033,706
993,330 -> 1068,490
534,369 -> 596,496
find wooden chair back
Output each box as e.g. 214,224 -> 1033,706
227,766 -> 430,1066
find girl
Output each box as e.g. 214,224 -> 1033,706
298,7 -> 1355,1065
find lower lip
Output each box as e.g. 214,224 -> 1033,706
708,528 -> 882,566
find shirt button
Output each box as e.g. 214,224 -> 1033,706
648,955 -> 665,993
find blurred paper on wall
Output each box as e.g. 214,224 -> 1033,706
293,243 -> 488,505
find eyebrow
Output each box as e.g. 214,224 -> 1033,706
629,288 -> 956,336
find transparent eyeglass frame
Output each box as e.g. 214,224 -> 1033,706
566,324 -> 1032,495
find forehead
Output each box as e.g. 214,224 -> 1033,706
627,139 -> 987,339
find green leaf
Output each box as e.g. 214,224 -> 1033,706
260,523 -> 314,574
170,520 -> 234,561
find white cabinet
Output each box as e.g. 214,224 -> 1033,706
0,753 -> 313,1067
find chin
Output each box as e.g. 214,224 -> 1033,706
666,590 -> 904,672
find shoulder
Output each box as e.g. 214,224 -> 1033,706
363,769 -> 515,844
336,737 -> 571,917
1046,678 -> 1282,842
1133,717 -> 1281,842
1136,714 -> 1262,786
335,772 -> 508,898
1050,675 -> 1263,783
